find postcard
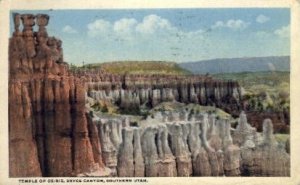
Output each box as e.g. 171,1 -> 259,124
0,0 -> 300,185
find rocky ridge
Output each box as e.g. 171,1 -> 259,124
84,72 -> 242,115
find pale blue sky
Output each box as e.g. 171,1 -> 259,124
10,9 -> 290,65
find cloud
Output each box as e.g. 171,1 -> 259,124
211,19 -> 250,30
256,14 -> 270,24
186,29 -> 205,38
87,14 -> 179,38
274,25 -> 290,38
84,14 -> 208,62
87,19 -> 111,37
136,14 -> 174,34
255,31 -> 271,38
212,21 -> 225,29
62,25 -> 78,34
113,18 -> 137,34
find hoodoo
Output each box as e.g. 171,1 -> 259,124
9,13 -> 107,177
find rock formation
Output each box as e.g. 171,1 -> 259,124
85,74 -> 242,116
117,128 -> 134,177
85,106 -> 290,177
233,116 -> 290,176
232,111 -> 257,148
9,14 -> 107,177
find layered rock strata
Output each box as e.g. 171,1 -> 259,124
85,73 -> 242,115
83,72 -> 289,134
9,14 -> 107,177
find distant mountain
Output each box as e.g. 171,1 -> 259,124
179,56 -> 290,74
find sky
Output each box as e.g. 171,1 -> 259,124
10,9 -> 290,65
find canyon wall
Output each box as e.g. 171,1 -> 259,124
83,72 -> 242,116
9,14 -> 108,177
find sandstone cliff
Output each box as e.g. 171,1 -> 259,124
9,13 -> 107,177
